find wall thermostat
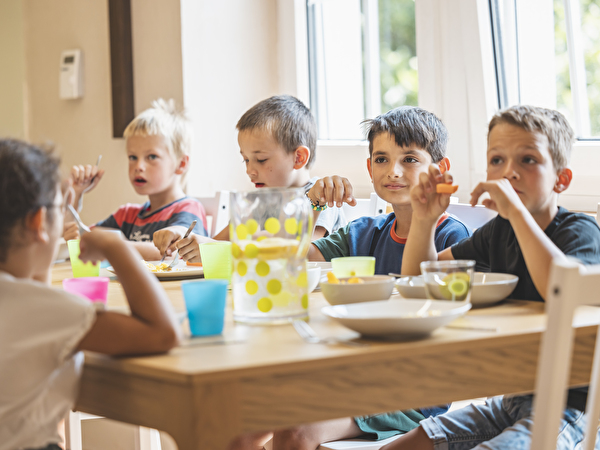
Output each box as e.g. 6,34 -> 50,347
59,49 -> 83,99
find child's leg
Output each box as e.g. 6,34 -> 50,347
271,417 -> 361,449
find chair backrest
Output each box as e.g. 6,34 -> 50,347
341,193 -> 387,223
195,191 -> 230,237
596,202 -> 600,227
530,258 -> 600,450
446,203 -> 497,230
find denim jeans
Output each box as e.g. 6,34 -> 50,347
419,394 -> 597,450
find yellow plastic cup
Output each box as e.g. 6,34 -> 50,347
67,239 -> 100,278
199,242 -> 232,281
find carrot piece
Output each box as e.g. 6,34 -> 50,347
186,261 -> 203,267
436,184 -> 459,194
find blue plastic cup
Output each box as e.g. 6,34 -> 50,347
181,279 -> 228,336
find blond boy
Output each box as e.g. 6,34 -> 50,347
65,99 -> 207,260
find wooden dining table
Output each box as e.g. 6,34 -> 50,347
51,262 -> 600,450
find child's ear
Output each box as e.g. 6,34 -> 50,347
175,155 -> 190,175
293,147 -> 310,170
367,158 -> 373,182
26,207 -> 49,243
554,167 -> 572,193
438,157 -> 451,174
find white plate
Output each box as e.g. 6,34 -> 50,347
395,273 -> 519,307
322,299 -> 471,338
107,260 -> 204,280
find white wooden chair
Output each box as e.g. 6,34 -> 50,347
595,202 -> 600,227
446,203 -> 497,230
341,193 -> 387,223
530,258 -> 600,450
196,190 -> 230,237
65,411 -> 162,450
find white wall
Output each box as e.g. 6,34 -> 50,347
0,0 -> 26,139
20,0 -> 186,224
180,0 -> 278,198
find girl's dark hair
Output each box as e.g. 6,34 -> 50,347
0,139 -> 61,261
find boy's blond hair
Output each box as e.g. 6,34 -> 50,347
124,99 -> 192,173
488,105 -> 575,172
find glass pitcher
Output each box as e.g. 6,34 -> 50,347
230,188 -> 312,324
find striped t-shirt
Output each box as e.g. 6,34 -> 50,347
96,197 -> 208,241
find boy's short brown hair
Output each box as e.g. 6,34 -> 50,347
236,95 -> 318,168
363,106 -> 448,163
488,105 -> 575,172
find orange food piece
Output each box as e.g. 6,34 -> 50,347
186,261 -> 203,267
327,271 -> 340,284
436,184 -> 459,194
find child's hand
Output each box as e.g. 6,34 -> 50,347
153,226 -> 185,257
308,176 -> 357,208
470,178 -> 526,220
410,164 -> 454,222
63,221 -> 80,241
177,234 -> 215,263
78,229 -> 121,264
71,164 -> 105,198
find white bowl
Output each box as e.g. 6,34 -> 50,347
307,266 -> 322,293
320,275 -> 395,305
322,299 -> 472,338
395,273 -> 519,307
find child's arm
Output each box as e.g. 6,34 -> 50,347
402,165 -> 455,275
70,164 -> 105,212
153,226 -> 217,263
469,179 -> 567,299
308,243 -> 326,261
131,242 -> 163,261
63,222 -> 80,241
76,230 -> 181,355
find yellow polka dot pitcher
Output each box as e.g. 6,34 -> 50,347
230,188 -> 312,324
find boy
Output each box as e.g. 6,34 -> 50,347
65,99 -> 208,260
385,105 -> 600,450
153,95 -> 348,261
231,106 -> 472,450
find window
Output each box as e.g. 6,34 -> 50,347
307,0 -> 418,141
491,0 -> 600,139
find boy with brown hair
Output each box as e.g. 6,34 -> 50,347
386,105 -> 600,450
154,95 -> 349,260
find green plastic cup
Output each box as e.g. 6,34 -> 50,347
331,256 -> 376,278
67,239 -> 100,278
199,242 -> 232,281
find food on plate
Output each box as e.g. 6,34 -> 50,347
347,276 -> 365,284
436,184 -> 459,194
186,261 -> 203,267
327,271 -> 340,284
144,261 -> 173,273
326,272 -> 365,285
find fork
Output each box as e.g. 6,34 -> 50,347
67,204 -> 91,233
165,220 -> 197,269
292,320 -> 369,347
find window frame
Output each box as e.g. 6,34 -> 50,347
281,0 -> 600,211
